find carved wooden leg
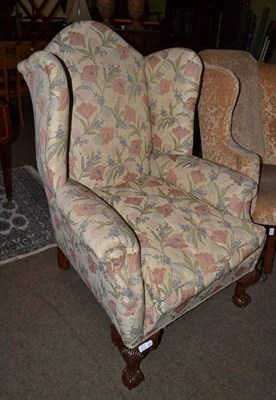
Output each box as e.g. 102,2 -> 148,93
111,324 -> 162,389
261,226 -> 276,276
57,247 -> 70,270
232,268 -> 261,308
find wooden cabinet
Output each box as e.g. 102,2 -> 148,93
162,0 -> 252,52
162,0 -> 221,50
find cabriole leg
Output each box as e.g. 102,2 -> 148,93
57,247 -> 70,270
111,324 -> 162,390
261,226 -> 276,278
232,268 -> 261,308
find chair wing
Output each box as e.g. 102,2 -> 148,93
199,49 -> 276,278
198,62 -> 260,184
145,48 -> 202,155
18,50 -> 70,191
199,50 -> 264,159
258,62 -> 276,164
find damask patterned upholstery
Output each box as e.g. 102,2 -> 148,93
197,63 -> 260,185
18,22 -> 266,387
199,49 -> 276,275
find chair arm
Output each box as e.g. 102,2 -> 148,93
150,153 -> 258,221
219,138 -> 261,184
18,51 -> 69,191
56,180 -> 145,348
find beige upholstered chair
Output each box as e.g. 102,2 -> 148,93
18,23 -> 266,389
198,50 -> 276,278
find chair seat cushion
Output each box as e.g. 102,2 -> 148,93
252,164 -> 276,225
93,175 -> 264,312
56,175 -> 264,343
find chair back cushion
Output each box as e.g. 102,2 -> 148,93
46,21 -> 152,188
199,50 -> 264,158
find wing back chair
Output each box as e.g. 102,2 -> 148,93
198,49 -> 276,278
18,22 -> 266,389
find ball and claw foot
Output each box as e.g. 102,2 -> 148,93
111,324 -> 162,389
232,292 -> 251,308
232,268 -> 261,308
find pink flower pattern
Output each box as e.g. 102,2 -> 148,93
129,139 -> 142,154
117,44 -> 129,60
211,230 -> 228,244
81,65 -> 99,81
125,105 -> 136,122
68,32 -> 86,47
156,204 -> 173,217
191,170 -> 206,184
113,78 -> 126,95
147,55 -> 160,68
73,203 -> 97,216
100,127 -> 114,144
90,165 -> 105,181
58,88 -> 69,111
160,79 -> 172,95
76,103 -> 97,119
172,126 -> 190,139
166,234 -> 189,249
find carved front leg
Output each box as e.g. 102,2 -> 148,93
232,268 -> 261,308
57,247 -> 70,270
111,325 -> 162,389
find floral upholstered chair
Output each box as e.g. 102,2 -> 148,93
18,22 -> 266,389
198,50 -> 276,279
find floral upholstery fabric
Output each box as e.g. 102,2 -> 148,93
45,21 -> 152,189
149,153 -> 257,221
19,50 -> 69,191
145,49 -> 202,155
18,21 -> 266,349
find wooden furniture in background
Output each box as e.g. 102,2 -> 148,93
0,1 -> 17,40
0,39 -> 47,127
0,54 -> 9,103
17,0 -> 65,40
0,100 -> 13,201
15,40 -> 48,126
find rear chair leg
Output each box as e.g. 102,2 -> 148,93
261,226 -> 276,279
57,247 -> 70,270
232,268 -> 261,308
111,324 -> 162,390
